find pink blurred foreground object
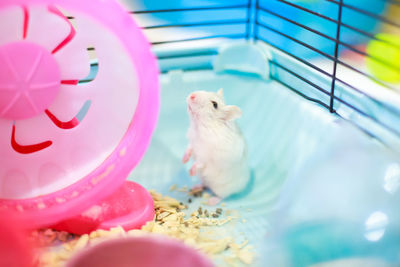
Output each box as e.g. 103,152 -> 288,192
67,236 -> 215,267
0,0 -> 159,230
0,211 -> 35,267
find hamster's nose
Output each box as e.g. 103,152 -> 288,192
190,94 -> 196,100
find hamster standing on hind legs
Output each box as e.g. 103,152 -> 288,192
182,88 -> 250,205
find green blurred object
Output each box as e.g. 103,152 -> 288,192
366,33 -> 400,84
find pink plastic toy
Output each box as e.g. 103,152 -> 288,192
66,236 -> 214,267
0,0 -> 159,231
52,181 -> 154,235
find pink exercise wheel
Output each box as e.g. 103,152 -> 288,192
0,0 -> 159,229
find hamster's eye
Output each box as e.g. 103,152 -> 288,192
211,101 -> 218,109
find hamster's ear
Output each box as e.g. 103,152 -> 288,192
222,105 -> 242,121
217,88 -> 224,98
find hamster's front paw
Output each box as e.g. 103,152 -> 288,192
189,164 -> 197,176
182,147 -> 192,164
189,162 -> 204,176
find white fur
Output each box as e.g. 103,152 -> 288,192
184,89 -> 250,198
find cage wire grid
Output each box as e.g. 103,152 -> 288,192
116,0 -> 400,146
253,0 -> 400,139
62,0 -> 397,147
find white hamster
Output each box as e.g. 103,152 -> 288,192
182,88 -> 250,200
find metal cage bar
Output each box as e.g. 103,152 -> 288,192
329,0 -> 343,113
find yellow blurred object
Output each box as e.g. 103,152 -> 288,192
366,33 -> 400,84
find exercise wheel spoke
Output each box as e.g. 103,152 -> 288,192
11,123 -> 52,154
48,5 -> 76,54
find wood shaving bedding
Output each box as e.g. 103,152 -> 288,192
37,189 -> 254,267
